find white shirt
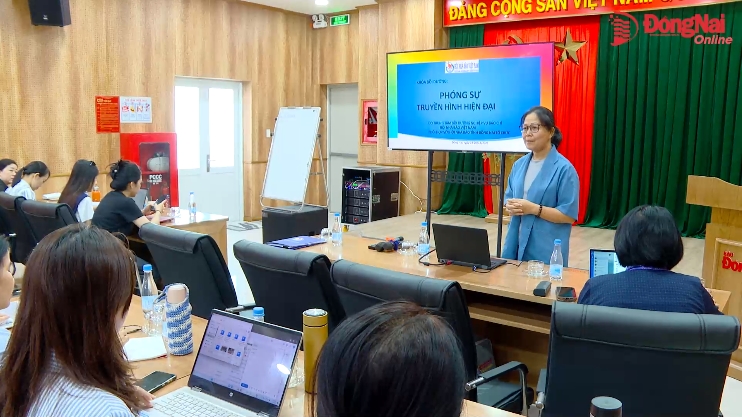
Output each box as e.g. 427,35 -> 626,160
7,179 -> 35,200
76,195 -> 95,222
0,327 -> 9,357
27,359 -> 135,417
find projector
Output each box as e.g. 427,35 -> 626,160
312,14 -> 327,29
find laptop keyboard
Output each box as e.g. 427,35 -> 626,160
154,392 -> 245,417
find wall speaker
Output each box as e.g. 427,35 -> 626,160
28,0 -> 71,27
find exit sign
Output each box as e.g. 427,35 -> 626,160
330,14 -> 350,26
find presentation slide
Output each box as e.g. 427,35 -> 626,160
387,43 -> 554,152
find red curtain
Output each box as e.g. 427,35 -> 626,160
484,16 -> 600,223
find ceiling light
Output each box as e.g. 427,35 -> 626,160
315,0 -> 328,5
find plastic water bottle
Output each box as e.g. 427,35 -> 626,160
417,222 -> 430,260
549,239 -> 564,281
252,307 -> 265,322
188,191 -> 196,219
331,213 -> 343,247
140,264 -> 158,333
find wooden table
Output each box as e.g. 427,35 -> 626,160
129,211 -> 229,260
126,297 -> 517,417
300,234 -> 732,385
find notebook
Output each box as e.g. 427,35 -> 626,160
123,336 -> 168,362
266,236 -> 326,250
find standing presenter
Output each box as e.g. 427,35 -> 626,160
502,106 -> 579,266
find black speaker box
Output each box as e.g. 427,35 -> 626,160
28,0 -> 71,27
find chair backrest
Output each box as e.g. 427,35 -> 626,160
139,223 -> 239,319
544,302 -> 740,417
19,200 -> 77,244
0,193 -> 36,263
329,259 -> 479,401
233,240 -> 345,333
133,188 -> 149,210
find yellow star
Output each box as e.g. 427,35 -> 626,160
554,29 -> 587,65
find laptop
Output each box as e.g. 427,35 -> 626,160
432,224 -> 506,270
266,236 -> 326,250
141,310 -> 302,417
589,249 -> 627,278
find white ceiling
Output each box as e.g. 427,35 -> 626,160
245,0 -> 376,15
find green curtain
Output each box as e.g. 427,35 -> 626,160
584,4 -> 742,237
437,25 -> 489,217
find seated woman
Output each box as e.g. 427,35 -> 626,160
0,237 -> 15,357
312,301 -> 467,417
0,159 -> 18,193
7,161 -> 50,200
59,159 -> 99,222
0,224 -> 154,416
92,160 -> 165,274
578,205 -> 720,314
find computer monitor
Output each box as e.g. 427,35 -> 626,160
589,249 -> 627,278
189,310 -> 302,416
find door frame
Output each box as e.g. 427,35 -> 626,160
174,76 -> 245,221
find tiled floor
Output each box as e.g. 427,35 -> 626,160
223,215 -> 742,414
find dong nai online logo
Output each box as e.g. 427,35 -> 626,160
610,12 -> 731,46
444,60 -> 479,74
722,251 -> 742,272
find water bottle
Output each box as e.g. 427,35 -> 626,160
417,222 -> 430,259
188,191 -> 196,219
331,213 -> 343,247
549,239 -> 563,281
140,264 -> 158,332
252,307 -> 265,322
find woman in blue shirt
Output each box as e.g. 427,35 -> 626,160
503,107 -> 579,266
7,161 -> 50,200
578,205 -> 720,314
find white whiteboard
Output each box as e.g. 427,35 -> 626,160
261,107 -> 321,204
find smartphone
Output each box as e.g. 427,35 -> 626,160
155,195 -> 169,205
556,286 -> 577,302
135,371 -> 176,394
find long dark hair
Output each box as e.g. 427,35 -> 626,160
0,224 -> 142,416
59,160 -> 99,213
108,160 -> 141,192
521,106 -> 563,148
12,161 -> 50,187
312,301 -> 467,417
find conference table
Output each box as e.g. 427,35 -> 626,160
299,234 -> 732,386
125,297 -> 518,417
120,210 -> 229,260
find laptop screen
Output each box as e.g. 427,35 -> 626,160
189,311 -> 302,416
589,249 -> 627,278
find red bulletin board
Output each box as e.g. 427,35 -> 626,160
96,96 -> 120,133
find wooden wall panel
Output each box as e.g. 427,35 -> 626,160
316,11 -> 359,85
357,6 -> 380,165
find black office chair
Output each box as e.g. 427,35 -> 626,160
0,193 -> 37,264
330,259 -> 531,414
139,223 -> 253,319
18,200 -> 77,243
233,240 -> 346,333
533,302 -> 740,417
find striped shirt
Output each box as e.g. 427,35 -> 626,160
27,360 -> 135,417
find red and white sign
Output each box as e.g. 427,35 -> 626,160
721,251 -> 742,272
95,96 -> 120,134
120,96 -> 152,124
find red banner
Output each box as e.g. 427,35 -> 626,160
444,0 -> 740,26
95,96 -> 120,134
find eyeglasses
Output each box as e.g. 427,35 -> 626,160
520,124 -> 542,134
89,161 -> 96,167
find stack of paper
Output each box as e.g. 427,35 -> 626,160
123,336 -> 167,362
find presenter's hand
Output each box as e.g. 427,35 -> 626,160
506,199 -> 538,216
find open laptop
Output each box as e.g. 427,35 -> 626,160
589,249 -> 627,278
141,310 -> 302,417
432,224 -> 506,270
